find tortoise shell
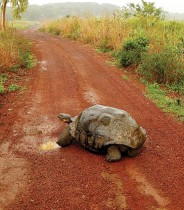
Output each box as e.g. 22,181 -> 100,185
69,105 -> 146,151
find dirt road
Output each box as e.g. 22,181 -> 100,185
0,30 -> 184,210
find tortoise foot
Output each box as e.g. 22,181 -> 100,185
106,145 -> 121,162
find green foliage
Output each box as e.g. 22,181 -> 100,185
117,35 -> 149,67
1,0 -> 28,31
0,83 -> 6,94
166,82 -> 184,95
122,0 -> 164,20
138,46 -> 184,93
146,83 -> 184,121
8,84 -> 21,92
0,73 -> 8,83
20,49 -> 37,69
122,75 -> 130,81
8,0 -> 28,19
0,73 -> 8,94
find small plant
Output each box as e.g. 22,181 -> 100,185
122,75 -> 130,81
8,84 -> 22,92
0,73 -> 8,83
20,50 -> 37,69
0,83 -> 6,94
0,74 -> 8,94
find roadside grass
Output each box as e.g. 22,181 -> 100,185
0,74 -> 8,94
11,20 -> 38,30
8,84 -> 22,92
146,83 -> 184,121
122,75 -> 130,81
0,28 -> 36,96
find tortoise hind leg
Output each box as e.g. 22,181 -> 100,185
57,126 -> 73,147
106,145 -> 121,162
127,148 -> 141,157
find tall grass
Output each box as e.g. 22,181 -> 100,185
0,27 -> 36,94
40,16 -> 184,94
0,28 -> 34,72
40,16 -> 131,50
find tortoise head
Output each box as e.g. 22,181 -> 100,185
58,113 -> 72,123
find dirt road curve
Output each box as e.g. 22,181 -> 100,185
0,29 -> 184,210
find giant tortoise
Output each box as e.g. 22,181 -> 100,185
57,105 -> 146,162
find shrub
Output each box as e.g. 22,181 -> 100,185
118,35 -> 149,67
138,46 -> 184,89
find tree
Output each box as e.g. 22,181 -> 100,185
122,0 -> 164,21
0,0 -> 28,31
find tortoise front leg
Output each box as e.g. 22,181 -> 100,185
106,145 -> 121,162
57,126 -> 73,147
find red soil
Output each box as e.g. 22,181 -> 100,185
0,30 -> 184,210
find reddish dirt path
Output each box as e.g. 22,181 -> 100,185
0,29 -> 184,210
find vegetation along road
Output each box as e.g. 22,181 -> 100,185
0,29 -> 184,210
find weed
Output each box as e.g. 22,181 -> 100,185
0,74 -> 8,94
20,49 -> 37,69
0,73 -> 8,83
122,75 -> 130,81
146,83 -> 184,121
0,83 -> 6,94
8,84 -> 22,92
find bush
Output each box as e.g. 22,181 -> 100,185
118,35 -> 149,67
138,46 -> 184,89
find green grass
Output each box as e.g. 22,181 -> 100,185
146,83 -> 184,121
0,83 -> 6,94
20,49 -> 37,69
11,20 -> 39,30
8,84 -> 22,92
0,74 -> 8,94
122,75 -> 130,81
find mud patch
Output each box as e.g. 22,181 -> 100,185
0,143 -> 28,210
101,171 -> 127,209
